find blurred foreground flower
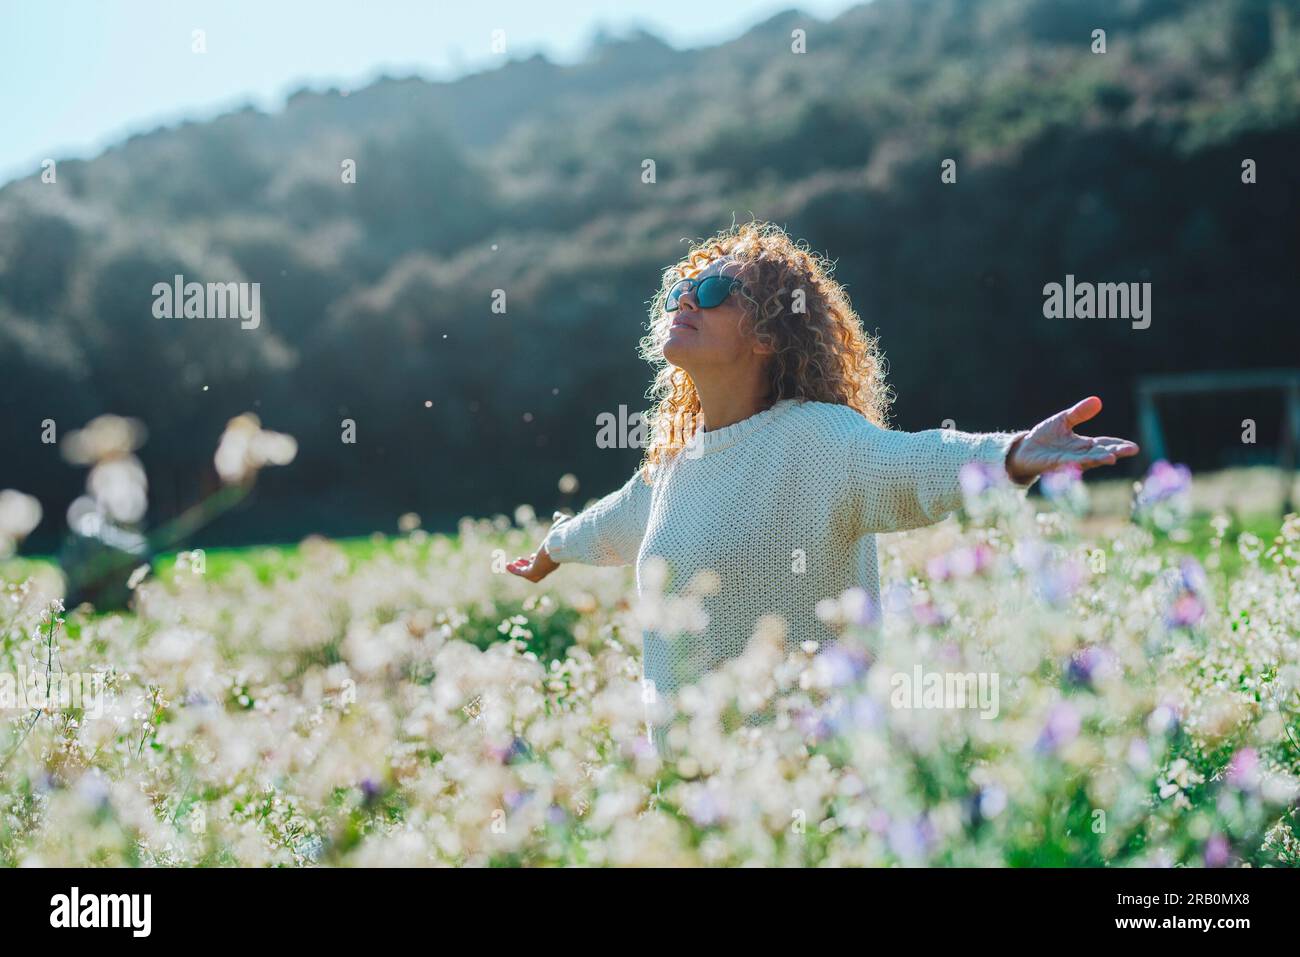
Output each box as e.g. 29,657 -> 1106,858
1227,748 -> 1260,791
1205,833 -> 1232,868
1036,701 -> 1081,754
53,412 -> 298,610
60,414 -> 150,525
60,414 -> 147,466
816,585 -> 880,631
1040,463 -> 1088,515
959,460 -> 1022,522
1134,460 -> 1192,531
1164,556 -> 1207,628
214,413 -> 298,484
926,543 -> 994,581
58,415 -> 153,608
86,455 -> 149,524
0,489 -> 42,558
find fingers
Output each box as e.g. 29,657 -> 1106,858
508,554 -> 554,582
1077,443 -> 1137,469
1078,451 -> 1117,471
1070,438 -> 1141,470
1063,395 -> 1103,428
1093,437 -> 1140,458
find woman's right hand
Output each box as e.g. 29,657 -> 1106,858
506,545 -> 559,582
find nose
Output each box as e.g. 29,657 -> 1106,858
670,286 -> 700,318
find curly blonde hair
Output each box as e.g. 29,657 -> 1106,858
637,220 -> 892,480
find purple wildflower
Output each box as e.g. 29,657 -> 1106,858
685,787 -> 725,827
628,737 -> 657,762
1038,555 -> 1084,606
911,600 -> 946,627
968,785 -> 1008,825
76,773 -> 111,811
1041,464 -> 1083,500
1165,592 -> 1205,628
960,460 -> 1001,500
1066,646 -> 1114,688
1204,833 -> 1231,868
504,735 -> 531,764
929,544 -> 995,582
1179,557 -> 1207,593
1226,748 -> 1259,791
795,704 -> 836,742
848,693 -> 883,730
887,817 -> 930,864
1036,701 -> 1081,754
814,642 -> 870,687
1162,557 -> 1208,627
954,544 -> 994,577
1136,460 -> 1192,507
883,582 -> 912,616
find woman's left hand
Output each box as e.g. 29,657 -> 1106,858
1005,395 -> 1139,484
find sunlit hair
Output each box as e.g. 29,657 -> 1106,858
637,219 -> 892,480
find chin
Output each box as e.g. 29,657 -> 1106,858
662,339 -> 691,368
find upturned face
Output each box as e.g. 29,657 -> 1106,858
661,257 -> 758,373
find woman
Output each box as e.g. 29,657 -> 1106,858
508,221 -> 1138,711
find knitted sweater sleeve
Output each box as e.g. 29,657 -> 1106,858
540,466 -> 654,566
840,416 -> 1024,535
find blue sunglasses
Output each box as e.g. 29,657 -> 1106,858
665,274 -> 744,312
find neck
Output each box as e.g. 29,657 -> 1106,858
693,365 -> 771,432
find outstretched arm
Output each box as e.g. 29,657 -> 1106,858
507,466 -> 654,581
844,420 -> 1022,535
844,395 -> 1137,535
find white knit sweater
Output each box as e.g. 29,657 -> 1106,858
542,398 -> 1023,700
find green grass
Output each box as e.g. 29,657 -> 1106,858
150,534 -> 432,583
1149,511 -> 1288,579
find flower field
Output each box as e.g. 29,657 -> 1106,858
2,467 -> 1299,867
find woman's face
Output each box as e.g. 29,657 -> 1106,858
661,258 -> 758,372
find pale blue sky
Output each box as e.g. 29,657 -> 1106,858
1,0 -> 862,185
